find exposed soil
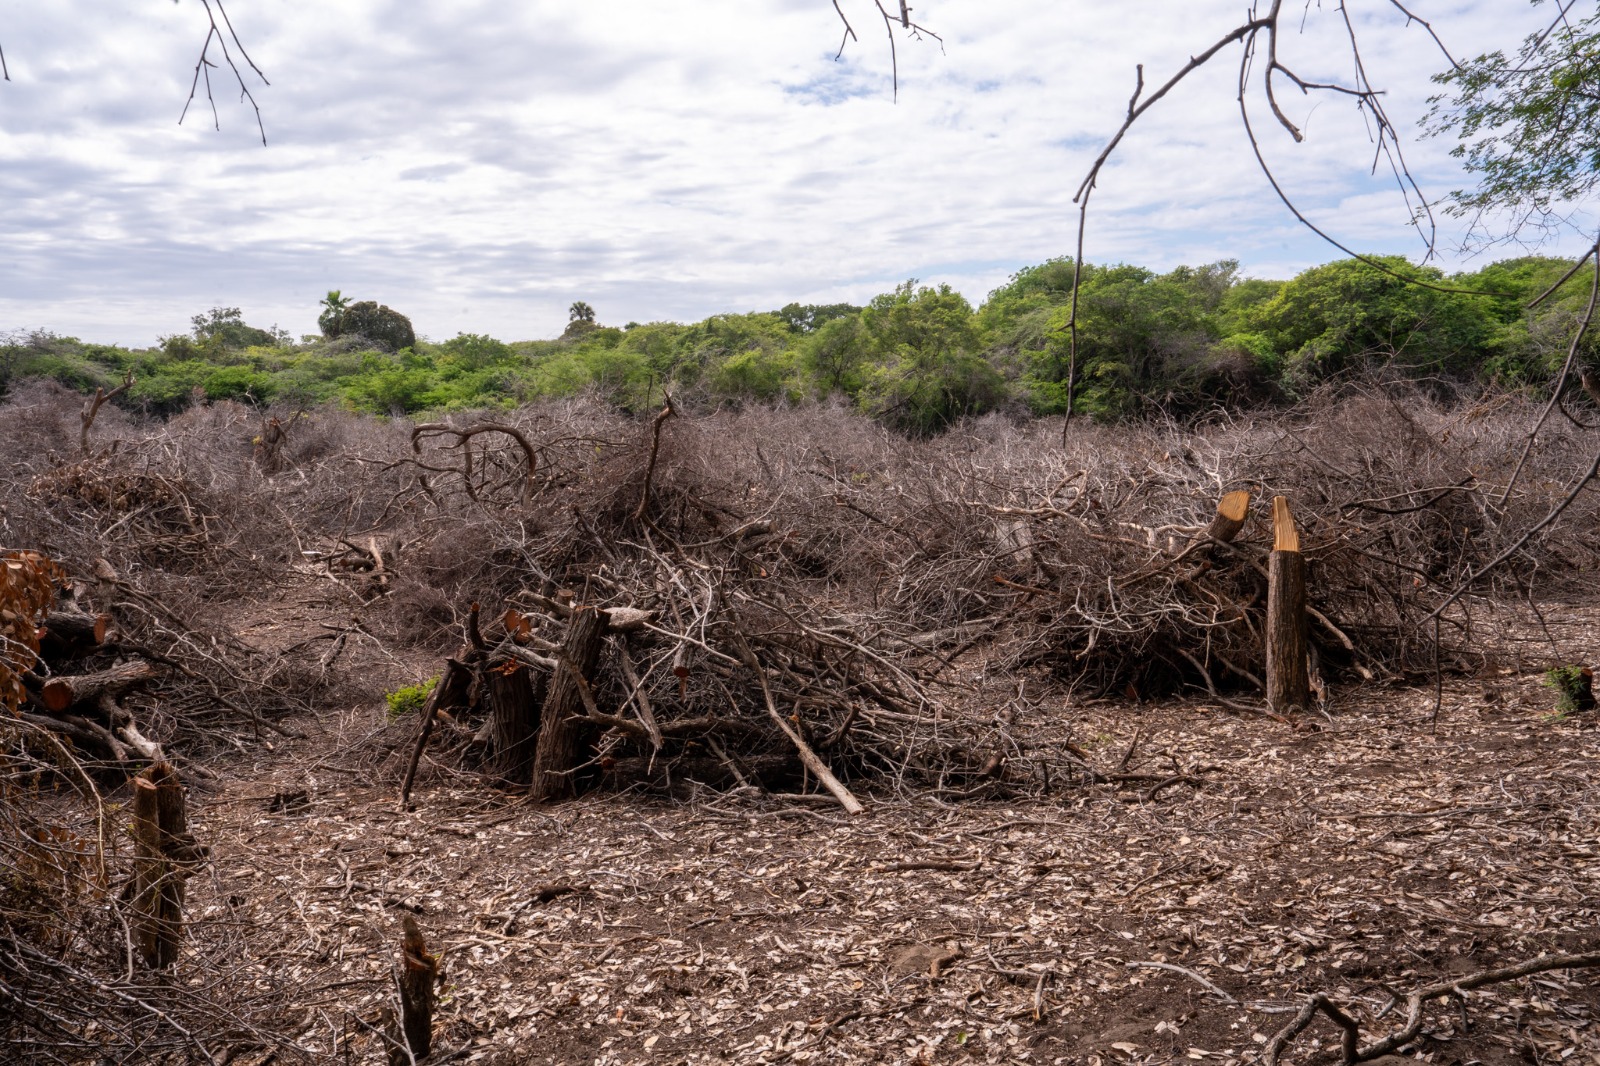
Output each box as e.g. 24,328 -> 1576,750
8,391 -> 1600,1065
189,664 -> 1600,1065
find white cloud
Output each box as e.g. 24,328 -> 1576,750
0,0 -> 1591,345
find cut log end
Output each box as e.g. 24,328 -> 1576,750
40,659 -> 157,713
1272,495 -> 1300,553
1218,489 -> 1250,524
1204,489 -> 1253,545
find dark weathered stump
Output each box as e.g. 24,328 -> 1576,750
529,606 -> 609,803
488,658 -> 546,786
384,915 -> 440,1066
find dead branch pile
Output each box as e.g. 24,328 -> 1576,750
2,380 -> 1597,802
1,380 -> 1596,1060
375,384 -> 1600,802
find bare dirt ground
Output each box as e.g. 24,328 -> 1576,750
191,661 -> 1600,1066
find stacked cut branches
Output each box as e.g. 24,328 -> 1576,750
388,384 -> 1600,801
3,380 -> 1597,1059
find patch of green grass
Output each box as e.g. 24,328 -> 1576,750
385,676 -> 438,720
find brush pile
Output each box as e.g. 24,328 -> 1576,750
378,385 -> 1600,805
0,380 -> 1596,802
1,379 -> 1598,1062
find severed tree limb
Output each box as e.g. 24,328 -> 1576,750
80,370 -> 134,456
399,652 -> 477,807
1125,960 -> 1240,1005
633,393 -> 676,525
730,630 -> 863,815
410,421 -> 539,505
1265,952 -> 1600,1065
615,638 -> 664,751
1118,489 -> 1251,588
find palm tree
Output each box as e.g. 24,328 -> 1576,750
319,290 -> 350,337
568,301 -> 595,324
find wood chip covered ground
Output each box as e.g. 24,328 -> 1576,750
189,664 -> 1600,1066
3,384 -> 1600,1064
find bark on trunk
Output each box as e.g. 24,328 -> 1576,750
487,657 -> 546,786
131,763 -> 200,969
36,609 -> 109,660
41,660 -> 157,713
385,915 -> 439,1066
1266,496 -> 1310,714
529,606 -> 609,804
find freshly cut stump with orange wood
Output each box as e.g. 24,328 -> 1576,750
1204,489 -> 1251,545
131,762 -> 201,969
1266,496 -> 1310,714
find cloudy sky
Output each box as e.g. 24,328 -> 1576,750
0,1 -> 1591,346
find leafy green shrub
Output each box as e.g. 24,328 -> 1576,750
1542,665 -> 1595,715
385,676 -> 438,719
191,307 -> 283,350
329,301 -> 417,353
438,332 -> 514,370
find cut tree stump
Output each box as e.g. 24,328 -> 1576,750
487,657 -> 546,786
383,914 -> 440,1066
41,659 -> 157,713
1266,496 -> 1311,714
131,762 -> 202,969
529,605 -> 609,803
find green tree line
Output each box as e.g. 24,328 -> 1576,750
3,253 -> 1596,433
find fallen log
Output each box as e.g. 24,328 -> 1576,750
41,660 -> 158,713
36,608 -> 110,660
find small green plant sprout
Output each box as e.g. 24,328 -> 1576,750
385,676 -> 438,720
1542,665 -> 1596,716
